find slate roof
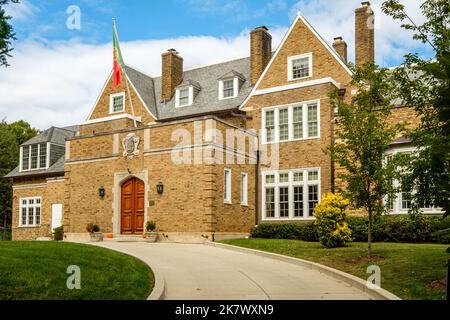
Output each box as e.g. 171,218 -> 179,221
125,56 -> 253,121
22,126 -> 78,146
4,126 -> 78,179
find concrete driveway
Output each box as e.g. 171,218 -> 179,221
95,242 -> 371,300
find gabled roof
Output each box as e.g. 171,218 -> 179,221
124,66 -> 158,118
22,126 -> 78,146
218,70 -> 245,81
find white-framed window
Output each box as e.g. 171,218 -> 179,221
20,143 -> 49,172
218,77 -> 239,100
384,146 -> 443,214
262,100 -> 320,144
262,168 -> 320,221
109,92 -> 125,114
19,197 -> 41,227
241,172 -> 248,206
175,86 -> 194,107
288,53 -> 313,81
224,168 -> 232,204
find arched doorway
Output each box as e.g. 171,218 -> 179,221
121,177 -> 145,235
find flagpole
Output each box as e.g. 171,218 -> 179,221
113,18 -> 137,128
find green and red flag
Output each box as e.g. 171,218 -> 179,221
113,20 -> 125,89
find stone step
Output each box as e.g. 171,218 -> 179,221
104,236 -> 146,243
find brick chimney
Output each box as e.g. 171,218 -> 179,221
161,49 -> 183,101
333,37 -> 348,64
355,1 -> 375,67
250,26 -> 272,85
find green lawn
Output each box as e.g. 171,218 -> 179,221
221,239 -> 449,300
0,242 -> 154,300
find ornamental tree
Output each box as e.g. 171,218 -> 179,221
327,63 -> 404,257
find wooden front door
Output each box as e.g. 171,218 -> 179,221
121,178 -> 145,234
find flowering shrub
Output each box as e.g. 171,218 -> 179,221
314,193 -> 352,248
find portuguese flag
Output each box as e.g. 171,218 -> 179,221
113,20 -> 125,89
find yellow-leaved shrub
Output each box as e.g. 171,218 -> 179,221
313,193 -> 352,248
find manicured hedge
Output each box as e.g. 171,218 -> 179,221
251,215 -> 450,244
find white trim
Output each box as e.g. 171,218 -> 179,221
81,113 -> 142,125
261,168 -> 321,221
19,147 -> 23,173
254,77 -> 340,96
239,13 -> 351,110
175,86 -> 193,108
20,143 -> 50,172
241,172 -> 248,206
86,70 -> 113,121
218,77 -> 239,100
109,92 -> 126,114
19,196 -> 42,227
262,99 -> 321,144
13,183 -> 47,190
224,168 -> 232,204
288,52 -> 313,81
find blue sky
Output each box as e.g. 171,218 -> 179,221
1,0 -> 434,129
12,0 -> 297,43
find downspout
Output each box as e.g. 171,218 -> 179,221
254,150 -> 260,226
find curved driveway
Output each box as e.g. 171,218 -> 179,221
96,242 -> 371,300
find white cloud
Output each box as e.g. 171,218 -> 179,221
4,0 -> 38,21
0,1 -> 433,130
290,0 -> 432,67
0,28 -> 286,130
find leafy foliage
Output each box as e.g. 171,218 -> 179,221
327,62 -> 405,256
0,120 -> 37,229
0,0 -> 19,67
53,226 -> 64,241
146,220 -> 156,232
382,0 -> 450,218
250,215 -> 450,244
251,223 -> 318,241
313,193 -> 352,248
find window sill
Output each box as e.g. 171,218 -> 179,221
224,201 -> 232,205
288,75 -> 313,82
262,217 -> 315,222
262,137 -> 320,145
18,225 -> 41,228
219,95 -> 238,101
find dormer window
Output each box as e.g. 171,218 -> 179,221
110,92 -> 125,114
288,53 -> 313,81
178,87 -> 190,107
222,79 -> 235,98
21,143 -> 48,171
175,81 -> 201,108
218,71 -> 245,100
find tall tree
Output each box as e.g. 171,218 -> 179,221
0,0 -> 19,67
0,120 -> 37,230
382,0 -> 450,217
328,63 -> 404,257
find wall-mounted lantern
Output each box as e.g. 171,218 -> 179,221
98,186 -> 106,198
156,182 -> 164,194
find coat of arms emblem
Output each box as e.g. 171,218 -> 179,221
122,133 -> 140,159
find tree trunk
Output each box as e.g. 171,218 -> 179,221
368,209 -> 373,258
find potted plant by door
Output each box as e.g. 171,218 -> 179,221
145,220 -> 158,243
86,223 -> 103,242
